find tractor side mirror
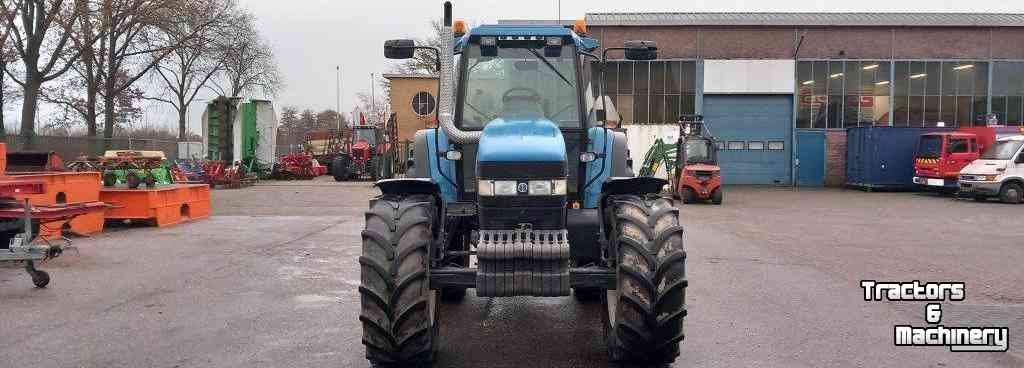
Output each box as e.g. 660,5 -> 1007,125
384,39 -> 416,59
624,40 -> 658,61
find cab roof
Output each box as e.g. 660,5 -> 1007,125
997,135 -> 1024,141
455,24 -> 599,52
922,132 -> 975,137
470,24 -> 574,37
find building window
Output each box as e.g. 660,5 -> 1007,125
592,60 -> 696,125
748,141 -> 765,150
991,62 -> 1024,126
727,141 -> 746,150
797,60 -> 890,129
411,91 -> 436,117
767,141 -> 785,150
895,61 -> 987,128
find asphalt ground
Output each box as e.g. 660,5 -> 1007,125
1,178 -> 1022,367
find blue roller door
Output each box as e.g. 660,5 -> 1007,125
703,95 -> 793,185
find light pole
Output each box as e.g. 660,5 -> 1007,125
336,66 -> 343,130
370,73 -> 377,126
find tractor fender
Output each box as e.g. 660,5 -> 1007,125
601,176 -> 668,197
610,131 -> 633,177
409,130 -> 431,178
374,178 -> 439,196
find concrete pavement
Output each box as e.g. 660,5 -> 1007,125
1,181 -> 1021,367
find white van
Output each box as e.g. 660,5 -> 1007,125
958,135 -> 1024,204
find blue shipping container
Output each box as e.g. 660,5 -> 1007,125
846,126 -> 953,191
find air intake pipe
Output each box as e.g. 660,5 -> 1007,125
438,1 -> 481,144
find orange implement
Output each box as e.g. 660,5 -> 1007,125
100,184 -> 210,227
8,172 -> 106,239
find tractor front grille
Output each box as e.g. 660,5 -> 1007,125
478,161 -> 566,179
479,207 -> 566,230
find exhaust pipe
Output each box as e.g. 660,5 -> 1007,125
439,1 -> 481,144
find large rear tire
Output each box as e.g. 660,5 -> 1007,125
359,195 -> 439,366
332,155 -> 350,182
605,194 -> 687,366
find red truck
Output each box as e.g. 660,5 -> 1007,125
913,126 -> 1023,192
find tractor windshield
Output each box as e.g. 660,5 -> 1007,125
460,44 -> 580,129
685,139 -> 715,164
354,128 -> 377,145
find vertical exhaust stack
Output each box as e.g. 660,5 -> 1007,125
438,1 -> 481,144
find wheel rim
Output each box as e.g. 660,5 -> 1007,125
1009,188 -> 1021,203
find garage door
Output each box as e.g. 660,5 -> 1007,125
703,95 -> 792,185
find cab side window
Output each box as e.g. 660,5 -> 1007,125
947,139 -> 969,154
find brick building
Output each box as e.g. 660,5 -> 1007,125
502,13 -> 1024,186
383,74 -> 439,142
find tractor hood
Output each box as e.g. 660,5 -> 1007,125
476,118 -> 566,163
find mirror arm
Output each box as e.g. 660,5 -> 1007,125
601,47 -> 627,63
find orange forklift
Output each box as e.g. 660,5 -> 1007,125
673,115 -> 723,204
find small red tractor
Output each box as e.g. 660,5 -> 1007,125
673,115 -> 723,204
330,113 -> 398,181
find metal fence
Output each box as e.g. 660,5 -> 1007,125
3,135 -> 187,161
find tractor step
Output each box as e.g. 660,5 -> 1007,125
445,201 -> 477,217
430,266 -> 615,290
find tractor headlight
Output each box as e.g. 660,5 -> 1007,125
528,180 -> 552,195
478,179 -> 567,196
492,180 -> 518,196
552,179 -> 567,195
478,180 -> 494,196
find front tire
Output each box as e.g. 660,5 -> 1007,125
681,187 -> 695,204
605,194 -> 687,366
332,156 -> 350,182
359,195 -> 439,366
1000,182 -> 1022,204
711,188 -> 723,205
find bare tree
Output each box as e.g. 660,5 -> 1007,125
148,0 -> 234,140
92,0 -> 222,140
209,9 -> 281,98
390,19 -> 442,75
3,0 -> 84,145
1,45 -> 19,135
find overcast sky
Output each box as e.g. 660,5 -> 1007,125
240,0 -> 1024,116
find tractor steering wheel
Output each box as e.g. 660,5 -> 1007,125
502,87 -> 542,104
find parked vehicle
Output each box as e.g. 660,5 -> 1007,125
913,126 -> 1023,193
673,115 -> 722,204
958,135 -> 1024,203
330,114 -> 399,181
912,132 -> 980,192
354,4 -> 688,367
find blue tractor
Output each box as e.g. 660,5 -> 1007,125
359,3 -> 687,366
